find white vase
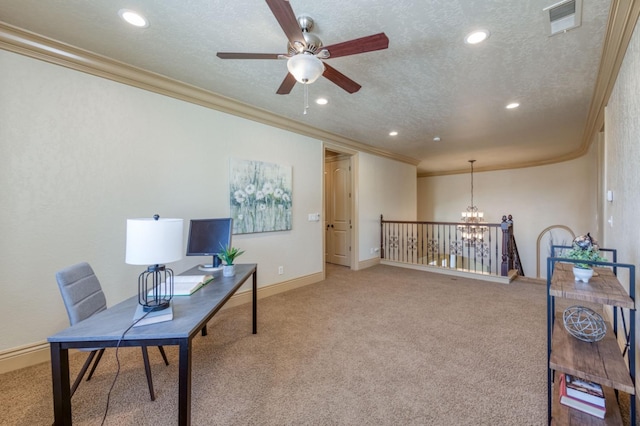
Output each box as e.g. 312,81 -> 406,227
573,266 -> 594,283
223,265 -> 235,277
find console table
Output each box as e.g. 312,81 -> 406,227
49,263 -> 257,425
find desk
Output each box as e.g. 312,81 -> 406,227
49,263 -> 257,425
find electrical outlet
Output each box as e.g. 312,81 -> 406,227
278,266 -> 284,275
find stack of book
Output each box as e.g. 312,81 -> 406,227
559,373 -> 606,419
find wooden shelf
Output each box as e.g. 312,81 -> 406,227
547,256 -> 636,426
550,263 -> 634,309
550,319 -> 634,394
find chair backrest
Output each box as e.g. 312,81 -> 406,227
56,262 -> 107,326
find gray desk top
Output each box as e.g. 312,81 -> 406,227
48,264 -> 256,344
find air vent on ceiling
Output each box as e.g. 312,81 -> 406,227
543,0 -> 583,36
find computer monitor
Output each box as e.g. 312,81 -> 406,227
186,218 -> 233,271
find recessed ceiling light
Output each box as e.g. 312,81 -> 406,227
506,102 -> 520,109
389,131 -> 398,136
118,9 -> 149,28
433,136 -> 441,142
464,29 -> 490,45
316,98 -> 328,105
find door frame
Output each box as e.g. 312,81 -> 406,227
323,143 -> 359,271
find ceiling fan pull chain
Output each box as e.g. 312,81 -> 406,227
303,79 -> 309,115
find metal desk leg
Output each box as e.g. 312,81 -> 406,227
178,339 -> 192,426
252,269 -> 257,334
51,343 -> 71,425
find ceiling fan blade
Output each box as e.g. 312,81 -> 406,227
265,0 -> 305,47
276,73 -> 297,95
323,33 -> 389,59
217,52 -> 285,60
322,63 -> 361,94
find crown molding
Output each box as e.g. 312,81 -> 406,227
0,21 -> 420,168
419,0 -> 639,179
2,5 -> 635,178
420,2 -> 639,178
579,0 -> 640,155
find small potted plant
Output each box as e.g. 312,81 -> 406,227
565,233 -> 607,283
218,244 -> 245,277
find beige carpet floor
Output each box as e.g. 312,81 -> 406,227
0,264 -> 609,425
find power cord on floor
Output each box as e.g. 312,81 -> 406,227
100,308 -> 155,426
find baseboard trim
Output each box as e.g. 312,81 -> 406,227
0,272 -> 324,374
357,257 -> 380,270
218,271 -> 324,310
0,341 -> 50,374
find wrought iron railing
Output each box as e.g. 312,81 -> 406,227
380,214 -> 522,277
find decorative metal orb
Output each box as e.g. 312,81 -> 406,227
563,306 -> 606,342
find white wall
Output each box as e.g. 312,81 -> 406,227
602,13 -> 640,388
358,152 -> 417,261
0,49 -> 324,351
417,150 -> 599,278
0,48 -> 418,354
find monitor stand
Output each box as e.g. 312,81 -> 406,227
198,255 -> 223,272
198,265 -> 223,272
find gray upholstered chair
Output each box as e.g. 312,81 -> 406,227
55,262 -> 169,400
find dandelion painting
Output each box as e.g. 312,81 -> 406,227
229,158 -> 292,234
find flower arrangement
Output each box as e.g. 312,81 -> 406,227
565,233 -> 607,269
217,244 -> 245,266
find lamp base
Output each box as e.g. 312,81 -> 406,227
142,299 -> 171,312
138,264 -> 173,312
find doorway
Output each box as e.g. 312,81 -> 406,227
324,150 -> 352,268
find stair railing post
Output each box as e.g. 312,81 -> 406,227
500,215 -> 510,276
380,214 -> 384,259
507,214 -> 515,272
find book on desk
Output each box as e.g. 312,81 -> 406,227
147,275 -> 213,297
132,304 -> 174,327
136,275 -> 213,326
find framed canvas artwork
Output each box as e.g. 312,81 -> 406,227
229,158 -> 292,234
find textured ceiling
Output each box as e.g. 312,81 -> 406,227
0,0 -> 612,174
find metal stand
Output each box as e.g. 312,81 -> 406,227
138,264 -> 173,311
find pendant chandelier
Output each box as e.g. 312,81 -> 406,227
457,160 -> 487,243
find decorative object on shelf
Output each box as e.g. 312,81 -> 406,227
565,233 -> 607,283
218,244 -> 245,277
457,160 -> 488,247
563,305 -> 607,342
126,215 -> 184,312
572,267 -> 594,283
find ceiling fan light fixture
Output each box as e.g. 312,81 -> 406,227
287,54 -> 325,84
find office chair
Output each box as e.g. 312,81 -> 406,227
55,262 -> 169,400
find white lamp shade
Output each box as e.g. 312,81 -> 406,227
126,218 -> 184,265
287,53 -> 325,84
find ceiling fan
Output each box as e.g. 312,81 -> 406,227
216,0 -> 389,97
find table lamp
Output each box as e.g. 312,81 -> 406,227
126,215 -> 183,312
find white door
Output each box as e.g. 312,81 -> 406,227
325,157 -> 351,266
